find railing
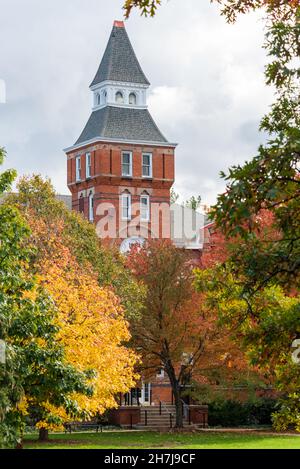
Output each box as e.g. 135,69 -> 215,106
181,399 -> 189,421
160,401 -> 175,429
193,407 -> 208,428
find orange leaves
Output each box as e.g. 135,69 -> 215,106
39,253 -> 139,416
24,205 -> 139,420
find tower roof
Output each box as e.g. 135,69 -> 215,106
75,106 -> 169,146
90,21 -> 150,87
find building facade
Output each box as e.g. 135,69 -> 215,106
65,20 -> 176,252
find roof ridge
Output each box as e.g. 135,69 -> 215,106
102,105 -> 111,135
121,26 -> 149,85
90,24 -> 150,87
145,108 -> 168,143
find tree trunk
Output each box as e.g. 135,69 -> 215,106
173,382 -> 183,428
38,428 -> 49,441
166,363 -> 183,428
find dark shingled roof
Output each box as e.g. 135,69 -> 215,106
75,106 -> 168,145
90,23 -> 150,87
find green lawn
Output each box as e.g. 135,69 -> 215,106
24,430 -> 300,449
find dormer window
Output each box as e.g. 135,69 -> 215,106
101,90 -> 107,105
116,91 -> 124,104
96,93 -> 101,106
129,92 -> 137,105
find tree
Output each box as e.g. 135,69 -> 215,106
170,189 -> 202,211
170,188 -> 179,205
210,2 -> 300,427
6,176 -> 140,433
122,2 -> 299,289
127,240 -> 249,427
0,150 -> 90,446
185,195 -> 201,211
32,218 -> 139,424
123,0 -> 300,427
123,1 -> 298,20
194,218 -> 300,431
123,0 -> 161,18
8,175 -> 144,321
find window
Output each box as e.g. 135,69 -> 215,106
140,194 -> 150,222
101,90 -> 107,104
96,93 -> 100,105
115,91 -> 124,104
129,92 -> 137,105
142,153 -> 152,178
156,368 -> 165,378
88,192 -> 94,222
86,152 -> 91,179
79,195 -> 84,213
76,156 -> 81,182
122,151 -> 132,177
121,193 -> 131,220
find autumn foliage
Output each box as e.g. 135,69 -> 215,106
6,177 -> 140,432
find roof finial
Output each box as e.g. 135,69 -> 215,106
113,20 -> 125,28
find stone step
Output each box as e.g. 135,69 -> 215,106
134,424 -> 196,431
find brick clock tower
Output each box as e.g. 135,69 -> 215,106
65,21 -> 176,251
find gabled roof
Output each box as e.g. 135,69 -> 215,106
75,106 -> 169,145
90,21 -> 150,87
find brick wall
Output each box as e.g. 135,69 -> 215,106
67,141 -> 175,243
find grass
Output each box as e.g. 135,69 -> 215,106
24,430 -> 300,449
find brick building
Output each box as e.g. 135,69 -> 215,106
64,21 -> 207,428
65,20 -> 176,252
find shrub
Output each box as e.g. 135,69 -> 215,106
208,398 -> 277,427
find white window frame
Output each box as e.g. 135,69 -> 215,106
101,90 -> 107,104
76,156 -> 81,182
142,153 -> 152,178
88,192 -> 94,222
86,152 -> 91,179
156,368 -> 165,379
122,151 -> 132,177
121,193 -> 131,221
140,194 -> 150,222
129,92 -> 137,105
116,91 -> 124,104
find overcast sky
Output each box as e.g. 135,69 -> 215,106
0,0 -> 274,205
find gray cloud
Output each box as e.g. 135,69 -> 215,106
0,0 -> 274,205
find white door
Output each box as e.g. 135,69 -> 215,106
140,383 -> 151,405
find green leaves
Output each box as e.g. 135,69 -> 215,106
0,156 -> 92,447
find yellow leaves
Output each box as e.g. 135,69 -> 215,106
35,250 -> 139,421
18,208 -> 139,430
36,420 -> 65,432
16,396 -> 29,416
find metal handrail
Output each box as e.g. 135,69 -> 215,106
160,401 -> 175,428
180,399 -> 189,420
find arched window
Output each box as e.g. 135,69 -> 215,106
96,93 -> 101,106
129,92 -> 137,105
115,91 -> 124,104
121,191 -> 131,221
101,90 -> 107,104
140,192 -> 150,222
88,192 -> 94,222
